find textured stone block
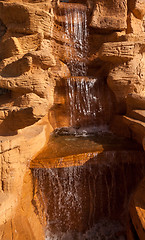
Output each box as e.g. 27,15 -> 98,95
128,0 -> 145,19
90,0 -> 127,31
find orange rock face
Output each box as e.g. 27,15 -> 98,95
0,0 -> 145,239
90,0 -> 127,31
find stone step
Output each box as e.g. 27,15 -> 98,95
127,110 -> 145,123
123,116 -> 145,147
30,151 -> 100,169
30,134 -> 142,169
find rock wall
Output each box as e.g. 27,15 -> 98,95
0,0 -> 145,239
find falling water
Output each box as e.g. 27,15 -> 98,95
61,6 -> 103,127
30,3 -> 145,240
32,149 -> 145,240
67,77 -> 104,126
63,6 -> 88,76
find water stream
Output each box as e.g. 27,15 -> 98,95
31,134 -> 145,239
63,5 -> 88,76
30,2 -> 145,240
67,77 -> 104,126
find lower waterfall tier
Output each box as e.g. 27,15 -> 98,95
31,132 -> 145,239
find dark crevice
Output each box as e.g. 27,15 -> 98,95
129,217 -> 140,240
0,88 -> 11,96
0,19 -> 7,39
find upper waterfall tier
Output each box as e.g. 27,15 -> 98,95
56,3 -> 88,14
55,3 -> 88,76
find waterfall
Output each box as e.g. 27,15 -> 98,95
30,3 -> 145,240
63,6 -> 88,76
32,149 -> 145,240
61,6 -> 102,127
67,77 -> 103,126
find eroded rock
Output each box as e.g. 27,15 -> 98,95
128,0 -> 145,19
90,0 -> 127,31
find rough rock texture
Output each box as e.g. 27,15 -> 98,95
0,118 -> 53,239
90,0 -> 127,31
128,0 -> 145,19
0,170 -> 46,240
0,0 -> 145,239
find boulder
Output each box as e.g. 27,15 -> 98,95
90,0 -> 127,31
128,0 -> 145,19
127,12 -> 144,34
99,42 -> 136,63
107,55 -> 145,111
0,33 -> 43,60
0,93 -> 50,132
0,2 -> 53,37
0,53 -> 55,99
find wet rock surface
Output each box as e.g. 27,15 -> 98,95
0,0 -> 145,239
31,134 -> 145,238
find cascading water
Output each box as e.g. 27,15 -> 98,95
67,77 -> 104,127
62,5 -> 105,128
63,6 -> 88,76
30,2 -> 145,240
32,143 -> 145,239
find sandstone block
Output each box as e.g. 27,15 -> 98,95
90,0 -> 127,31
88,32 -> 127,66
48,60 -> 71,82
123,116 -> 145,145
0,37 -> 23,60
25,50 -> 56,70
128,0 -> 145,19
0,71 -> 54,99
0,93 -> 50,131
0,33 -> 43,60
0,53 -> 55,99
127,12 -> 144,34
126,94 -> 145,112
0,2 -> 53,36
107,56 -> 145,109
107,63 -> 136,105
1,55 -> 33,77
14,93 -> 50,118
99,42 -> 135,63
0,120 -> 52,226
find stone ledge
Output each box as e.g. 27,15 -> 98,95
99,41 -> 145,63
123,116 -> 145,147
127,110 -> 145,123
0,119 -> 53,225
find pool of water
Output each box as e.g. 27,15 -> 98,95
31,130 -> 142,168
